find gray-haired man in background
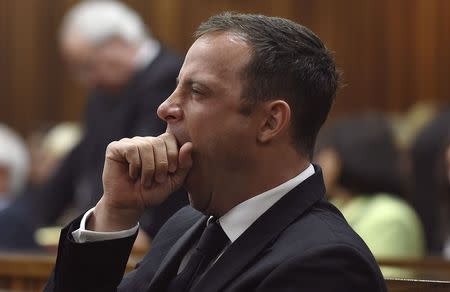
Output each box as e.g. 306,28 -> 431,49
0,0 -> 187,250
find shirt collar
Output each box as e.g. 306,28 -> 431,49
217,164 -> 315,242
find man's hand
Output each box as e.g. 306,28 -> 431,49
89,133 -> 193,232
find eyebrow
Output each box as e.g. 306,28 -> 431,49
176,77 -> 213,93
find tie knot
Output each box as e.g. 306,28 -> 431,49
196,220 -> 229,258
166,219 -> 230,292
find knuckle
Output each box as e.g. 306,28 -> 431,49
159,132 -> 170,138
157,160 -> 169,169
107,141 -> 117,150
125,144 -> 139,158
153,137 -> 165,147
142,164 -> 156,173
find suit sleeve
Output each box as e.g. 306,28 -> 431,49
45,215 -> 138,292
256,244 -> 387,292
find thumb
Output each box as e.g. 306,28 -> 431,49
170,142 -> 193,188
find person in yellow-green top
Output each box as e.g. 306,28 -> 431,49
315,113 -> 425,276
331,194 -> 424,258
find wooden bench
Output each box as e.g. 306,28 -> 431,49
0,252 -> 54,291
386,278 -> 450,292
378,257 -> 450,280
1,253 -> 450,291
0,252 -> 141,292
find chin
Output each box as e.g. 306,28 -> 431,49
183,163 -> 213,214
186,189 -> 213,215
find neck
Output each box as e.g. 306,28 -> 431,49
209,148 -> 309,217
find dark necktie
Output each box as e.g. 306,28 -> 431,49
167,219 -> 229,292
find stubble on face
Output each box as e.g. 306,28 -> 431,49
170,32 -> 256,216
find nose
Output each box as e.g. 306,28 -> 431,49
157,91 -> 183,123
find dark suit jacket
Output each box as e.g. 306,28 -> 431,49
46,167 -> 387,291
0,47 -> 188,250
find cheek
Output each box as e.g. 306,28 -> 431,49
95,57 -> 124,81
98,65 -> 120,82
184,100 -> 253,165
198,115 -> 248,151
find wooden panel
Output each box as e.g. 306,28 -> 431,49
0,0 -> 449,136
0,0 -> 12,125
436,0 -> 450,105
385,0 -> 414,111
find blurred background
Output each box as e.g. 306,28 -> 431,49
1,0 -> 449,135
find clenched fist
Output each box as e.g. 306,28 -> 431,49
89,133 -> 193,232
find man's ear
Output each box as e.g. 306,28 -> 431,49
257,100 -> 291,143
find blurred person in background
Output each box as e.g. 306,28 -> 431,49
0,124 -> 30,211
0,0 -> 187,250
438,137 -> 450,259
315,113 -> 425,263
409,107 -> 450,254
27,122 -> 82,189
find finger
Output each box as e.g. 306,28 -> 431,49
161,133 -> 178,173
170,142 -> 193,188
152,137 -> 169,184
135,138 -> 155,188
118,139 -> 141,180
133,137 -> 155,187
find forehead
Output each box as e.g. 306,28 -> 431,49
61,31 -> 93,61
179,32 -> 251,86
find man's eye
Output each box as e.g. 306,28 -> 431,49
192,88 -> 203,95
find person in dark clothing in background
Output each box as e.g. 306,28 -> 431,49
410,107 -> 450,254
438,136 -> 450,258
0,0 -> 188,250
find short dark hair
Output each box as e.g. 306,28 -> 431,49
195,12 -> 339,158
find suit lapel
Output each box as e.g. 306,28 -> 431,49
193,166 -> 326,292
147,215 -> 207,291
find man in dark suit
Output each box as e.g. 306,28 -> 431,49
0,0 -> 187,249
46,12 -> 387,291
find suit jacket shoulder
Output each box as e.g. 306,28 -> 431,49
226,201 -> 387,291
